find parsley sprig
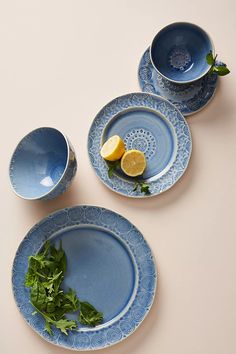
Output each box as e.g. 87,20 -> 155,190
25,240 -> 103,335
106,161 -> 150,195
206,51 -> 230,76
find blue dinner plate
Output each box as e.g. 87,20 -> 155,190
12,206 -> 157,350
139,48 -> 218,116
88,93 -> 192,197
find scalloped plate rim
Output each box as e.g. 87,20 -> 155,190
138,48 -> 218,117
87,92 -> 192,198
12,205 -> 157,351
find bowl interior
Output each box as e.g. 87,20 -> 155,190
10,128 -> 68,199
150,23 -> 213,83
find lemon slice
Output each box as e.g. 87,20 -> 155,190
100,135 -> 125,161
121,150 -> 147,177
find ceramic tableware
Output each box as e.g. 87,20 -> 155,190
138,48 -> 218,116
150,22 -> 214,84
12,205 -> 157,350
88,92 -> 192,197
9,127 -> 77,200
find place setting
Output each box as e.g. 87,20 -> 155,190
9,21 -> 230,351
138,22 -> 229,116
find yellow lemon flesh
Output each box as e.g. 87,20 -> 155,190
100,135 -> 125,161
121,150 -> 147,177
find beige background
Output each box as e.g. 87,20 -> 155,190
1,1 -> 236,353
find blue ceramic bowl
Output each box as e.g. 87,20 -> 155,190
150,22 -> 214,84
9,127 -> 77,200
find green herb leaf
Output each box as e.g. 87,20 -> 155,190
133,180 -> 150,195
30,282 -> 47,311
25,240 -> 103,336
45,320 -> 53,335
54,318 -> 77,335
206,51 -> 214,65
45,301 -> 56,313
25,268 -> 38,287
42,240 -> 51,257
62,288 -> 80,312
214,65 -> 230,76
107,160 -> 120,178
140,182 -> 150,195
206,51 -> 230,77
133,181 -> 139,192
78,302 -> 103,327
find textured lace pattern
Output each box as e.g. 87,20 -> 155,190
12,206 -> 157,350
139,48 -> 218,116
88,93 -> 192,197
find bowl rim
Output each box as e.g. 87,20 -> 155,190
9,127 -> 71,200
150,21 -> 215,84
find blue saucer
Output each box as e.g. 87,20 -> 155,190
12,206 -> 157,350
138,48 -> 218,116
88,93 -> 192,197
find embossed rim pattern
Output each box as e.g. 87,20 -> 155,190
88,92 -> 192,197
12,205 -> 157,350
138,48 -> 218,116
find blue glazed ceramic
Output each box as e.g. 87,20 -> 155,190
150,22 -> 214,83
9,127 -> 77,200
139,48 -> 218,116
12,205 -> 157,350
88,93 -> 192,197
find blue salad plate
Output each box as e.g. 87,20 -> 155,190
138,48 -> 218,116
12,206 -> 157,350
88,93 -> 192,197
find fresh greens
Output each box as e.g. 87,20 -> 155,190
206,51 -> 230,76
133,181 -> 150,195
25,240 -> 103,335
106,160 -> 150,195
79,302 -> 103,327
106,160 -> 121,178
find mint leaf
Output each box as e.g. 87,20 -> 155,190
206,51 -> 230,77
206,51 -> 214,65
214,65 -> 230,76
79,301 -> 103,327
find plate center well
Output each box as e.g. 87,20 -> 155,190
102,107 -> 177,180
52,225 -> 136,324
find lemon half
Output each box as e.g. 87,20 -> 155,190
121,150 -> 146,177
100,135 -> 125,161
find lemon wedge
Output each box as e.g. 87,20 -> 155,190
100,135 -> 125,161
121,150 -> 147,177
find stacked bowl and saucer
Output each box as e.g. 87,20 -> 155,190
139,22 -> 218,116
